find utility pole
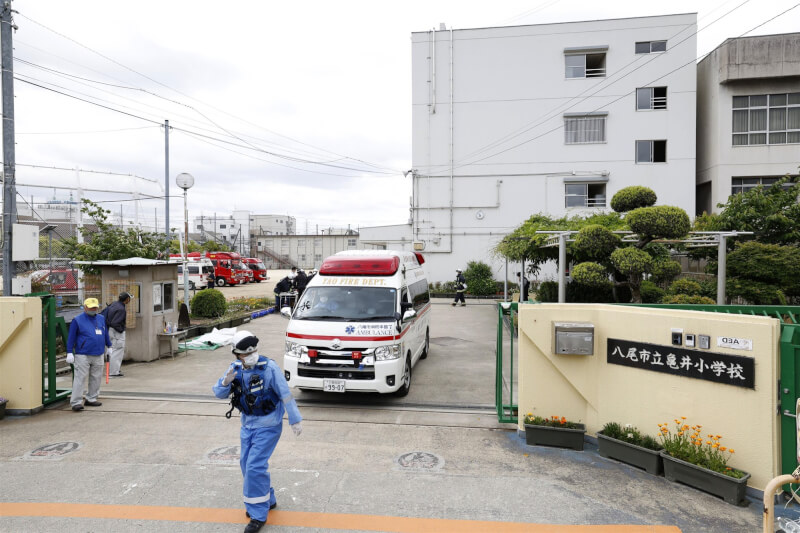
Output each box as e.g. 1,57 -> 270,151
164,119 -> 169,240
1,1 -> 16,296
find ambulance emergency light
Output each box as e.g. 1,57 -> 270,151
319,256 -> 400,276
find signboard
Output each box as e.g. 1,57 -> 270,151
716,336 -> 753,351
607,338 -> 755,389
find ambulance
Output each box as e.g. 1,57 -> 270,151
281,250 -> 430,396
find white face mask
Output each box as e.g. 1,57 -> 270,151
242,353 -> 259,367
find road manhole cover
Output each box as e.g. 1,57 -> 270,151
395,451 -> 444,472
21,442 -> 81,460
203,446 -> 240,464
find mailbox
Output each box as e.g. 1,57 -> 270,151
553,322 -> 594,355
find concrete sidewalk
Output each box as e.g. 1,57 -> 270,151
0,300 -> 794,532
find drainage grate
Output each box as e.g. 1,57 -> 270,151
430,337 -> 466,346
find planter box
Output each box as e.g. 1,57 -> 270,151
0,400 -> 6,420
597,431 -> 663,476
661,452 -> 750,505
525,423 -> 585,450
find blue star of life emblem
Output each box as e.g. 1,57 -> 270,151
345,325 -> 355,334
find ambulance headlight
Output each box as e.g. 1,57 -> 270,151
374,344 -> 401,361
285,341 -> 307,358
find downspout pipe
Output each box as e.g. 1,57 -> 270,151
449,26 -> 454,254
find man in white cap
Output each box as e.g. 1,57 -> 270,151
213,330 -> 303,533
66,298 -> 112,411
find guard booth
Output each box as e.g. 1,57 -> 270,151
74,258 -> 180,362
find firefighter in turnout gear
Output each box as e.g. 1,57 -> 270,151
452,269 -> 467,307
213,331 -> 303,533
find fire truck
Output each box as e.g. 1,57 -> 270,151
242,257 -> 268,282
204,251 -> 248,286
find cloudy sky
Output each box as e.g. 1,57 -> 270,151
10,0 -> 799,234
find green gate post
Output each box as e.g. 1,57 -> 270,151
496,302 -> 518,423
38,293 -> 71,405
780,324 -> 800,484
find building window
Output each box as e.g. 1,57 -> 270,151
732,93 -> 800,146
314,254 -> 322,262
257,241 -> 262,247
635,140 -> 667,163
250,233 -> 254,239
153,282 -> 174,313
636,87 -> 667,110
300,254 -> 306,262
564,114 -> 607,144
313,238 -> 322,246
281,240 -> 288,248
565,183 -> 606,208
635,40 -> 667,54
196,224 -> 203,230
297,239 -> 305,246
219,224 -> 226,229
731,176 -> 797,195
565,52 -> 606,79
347,238 -> 357,247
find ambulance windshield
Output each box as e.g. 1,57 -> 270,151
293,287 -> 397,321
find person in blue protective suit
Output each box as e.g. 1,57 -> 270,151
213,330 -> 303,533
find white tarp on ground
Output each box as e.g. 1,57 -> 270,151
180,327 -> 238,351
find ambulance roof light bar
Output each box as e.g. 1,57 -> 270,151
319,256 -> 400,276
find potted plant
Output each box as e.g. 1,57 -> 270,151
0,397 -> 7,420
597,422 -> 663,475
523,413 -> 586,450
658,417 -> 750,505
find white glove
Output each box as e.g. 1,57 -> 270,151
291,422 -> 303,437
66,353 -> 75,364
222,366 -> 237,386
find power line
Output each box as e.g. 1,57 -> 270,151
15,11 -> 400,174
17,125 -> 157,135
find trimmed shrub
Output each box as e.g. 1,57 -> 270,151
571,225 -> 620,262
626,206 -> 691,239
640,280 -> 665,303
463,261 -> 496,296
190,289 -> 227,318
610,186 -> 657,213
610,247 -> 652,279
536,281 -> 558,302
571,262 -> 610,287
661,294 -> 716,305
667,278 -> 703,296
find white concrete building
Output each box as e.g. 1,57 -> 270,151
192,210 -> 250,255
696,33 -> 800,215
249,214 -> 296,236
410,14 -> 697,281
254,233 -> 380,270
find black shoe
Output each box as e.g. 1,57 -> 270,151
244,518 -> 265,533
246,502 -> 276,518
71,405 -> 84,411
84,401 -> 102,407
110,373 -> 124,377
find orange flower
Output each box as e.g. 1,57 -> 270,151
729,449 -> 735,454
716,435 -> 721,439
712,444 -> 719,449
707,440 -> 712,445
720,446 -> 727,451
678,431 -> 684,436
683,425 -> 689,430
696,424 -> 702,428
681,416 -> 686,420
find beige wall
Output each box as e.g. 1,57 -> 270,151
518,304 -> 780,489
0,297 -> 43,414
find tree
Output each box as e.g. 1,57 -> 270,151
65,199 -> 171,272
571,186 -> 687,303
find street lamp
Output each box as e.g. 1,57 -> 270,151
176,172 -> 194,312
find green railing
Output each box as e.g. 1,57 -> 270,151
496,302 -> 518,423
38,293 -> 71,406
631,304 -> 800,479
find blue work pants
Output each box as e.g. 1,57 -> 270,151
240,424 -> 281,522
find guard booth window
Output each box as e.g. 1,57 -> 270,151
153,282 -> 175,313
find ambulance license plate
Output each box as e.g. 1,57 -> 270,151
323,379 -> 346,393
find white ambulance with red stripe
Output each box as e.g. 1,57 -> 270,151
281,250 -> 430,396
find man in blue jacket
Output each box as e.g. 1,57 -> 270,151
213,330 -> 303,533
66,298 -> 112,412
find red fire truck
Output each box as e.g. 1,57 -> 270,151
242,257 -> 268,282
204,251 -> 248,286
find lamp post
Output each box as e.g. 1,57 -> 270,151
175,173 -> 194,312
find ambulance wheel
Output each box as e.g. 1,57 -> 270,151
189,281 -> 195,290
255,280 -> 262,283
420,329 -> 429,359
394,354 -> 411,397
216,278 -> 226,287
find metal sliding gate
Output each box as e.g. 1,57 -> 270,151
39,293 -> 71,406
496,302 -> 518,423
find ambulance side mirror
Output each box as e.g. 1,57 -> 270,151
280,307 -> 292,319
